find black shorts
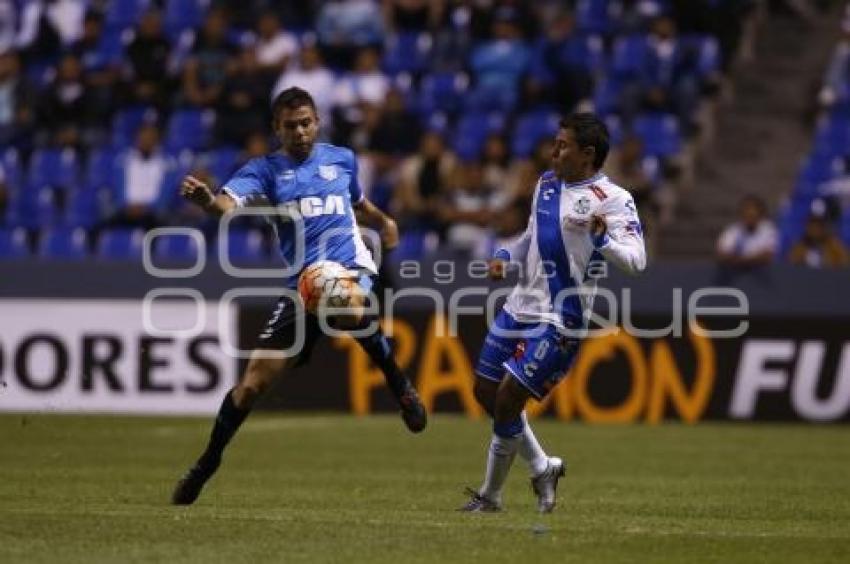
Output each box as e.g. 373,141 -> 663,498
255,274 -> 377,365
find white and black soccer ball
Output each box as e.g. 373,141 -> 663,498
297,261 -> 360,314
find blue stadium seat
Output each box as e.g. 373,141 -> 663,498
418,72 -> 470,117
12,187 -> 63,229
28,148 -> 81,192
1,148 -> 23,191
0,227 -> 30,258
38,227 -> 89,259
633,113 -> 682,158
164,109 -> 214,152
798,153 -> 844,186
106,0 -> 152,31
65,187 -> 107,228
383,32 -> 432,76
97,28 -> 130,67
205,147 -> 241,186
164,0 -> 204,37
576,0 -> 616,36
154,232 -> 202,262
604,115 -> 625,147
221,229 -> 267,263
511,111 -> 560,158
85,147 -> 120,191
97,228 -> 145,259
812,115 -> 850,156
453,112 -> 506,161
611,34 -> 649,79
592,76 -> 622,117
394,231 -> 432,261
112,106 -> 157,149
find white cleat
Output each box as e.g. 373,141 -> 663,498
530,457 -> 566,514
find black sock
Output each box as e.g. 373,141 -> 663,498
199,389 -> 249,467
355,329 -> 410,400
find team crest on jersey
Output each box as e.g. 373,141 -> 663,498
318,165 -> 338,181
573,196 -> 591,215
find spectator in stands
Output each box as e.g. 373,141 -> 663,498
525,12 -> 596,113
332,47 -> 391,143
71,10 -> 116,130
635,16 -> 702,133
468,0 -> 539,41
316,0 -> 385,68
788,209 -> 850,268
393,130 -> 457,237
0,50 -> 35,149
604,134 -> 665,228
107,123 -> 173,229
467,12 -> 531,112
368,88 -> 422,156
0,0 -> 15,53
441,158 -> 498,258
481,133 -> 511,205
506,136 -> 553,212
383,0 -> 445,32
214,48 -> 270,146
716,195 -> 778,268
14,0 -> 62,64
37,52 -> 90,147
182,8 -> 238,109
250,11 -> 298,89
239,131 -> 271,165
272,42 -> 335,127
124,9 -> 173,111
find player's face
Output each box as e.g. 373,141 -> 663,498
551,128 -> 594,178
275,105 -> 320,160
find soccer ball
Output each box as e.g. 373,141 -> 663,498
297,261 -> 361,314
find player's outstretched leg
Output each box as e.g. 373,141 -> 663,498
171,353 -> 288,505
355,328 -> 427,433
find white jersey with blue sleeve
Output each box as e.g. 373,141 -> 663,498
494,171 -> 646,331
221,143 -> 377,287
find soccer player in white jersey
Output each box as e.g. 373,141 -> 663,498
461,113 -> 647,513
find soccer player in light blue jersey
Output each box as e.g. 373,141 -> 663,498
172,87 -> 427,505
461,114 -> 647,513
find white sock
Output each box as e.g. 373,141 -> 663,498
518,411 -> 549,477
479,434 -> 519,502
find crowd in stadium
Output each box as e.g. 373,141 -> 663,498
1,0 -> 844,268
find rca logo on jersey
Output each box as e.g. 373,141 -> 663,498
283,195 -> 346,218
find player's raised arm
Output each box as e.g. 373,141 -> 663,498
180,175 -> 237,217
590,191 -> 647,275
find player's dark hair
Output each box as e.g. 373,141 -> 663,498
559,113 -> 610,170
271,87 -> 317,120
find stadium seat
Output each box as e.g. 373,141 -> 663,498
38,227 -> 89,259
85,147 -> 120,191
97,228 -> 145,260
106,0 -> 152,31
153,232 -> 202,262
65,187 -> 107,228
1,148 -> 23,191
164,0 -> 204,37
611,34 -> 649,79
812,115 -> 850,156
452,112 -> 506,161
418,72 -> 470,117
511,111 -> 561,158
112,106 -> 157,149
12,187 -> 64,229
28,148 -> 81,192
220,229 -> 267,264
633,113 -> 682,158
383,32 -> 432,76
0,227 -> 30,258
575,0 -> 617,36
164,109 -> 214,152
204,147 -> 241,186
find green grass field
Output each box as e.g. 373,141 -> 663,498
0,414 -> 848,563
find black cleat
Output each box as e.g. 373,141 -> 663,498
398,383 -> 427,433
458,487 -> 502,512
171,456 -> 220,505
